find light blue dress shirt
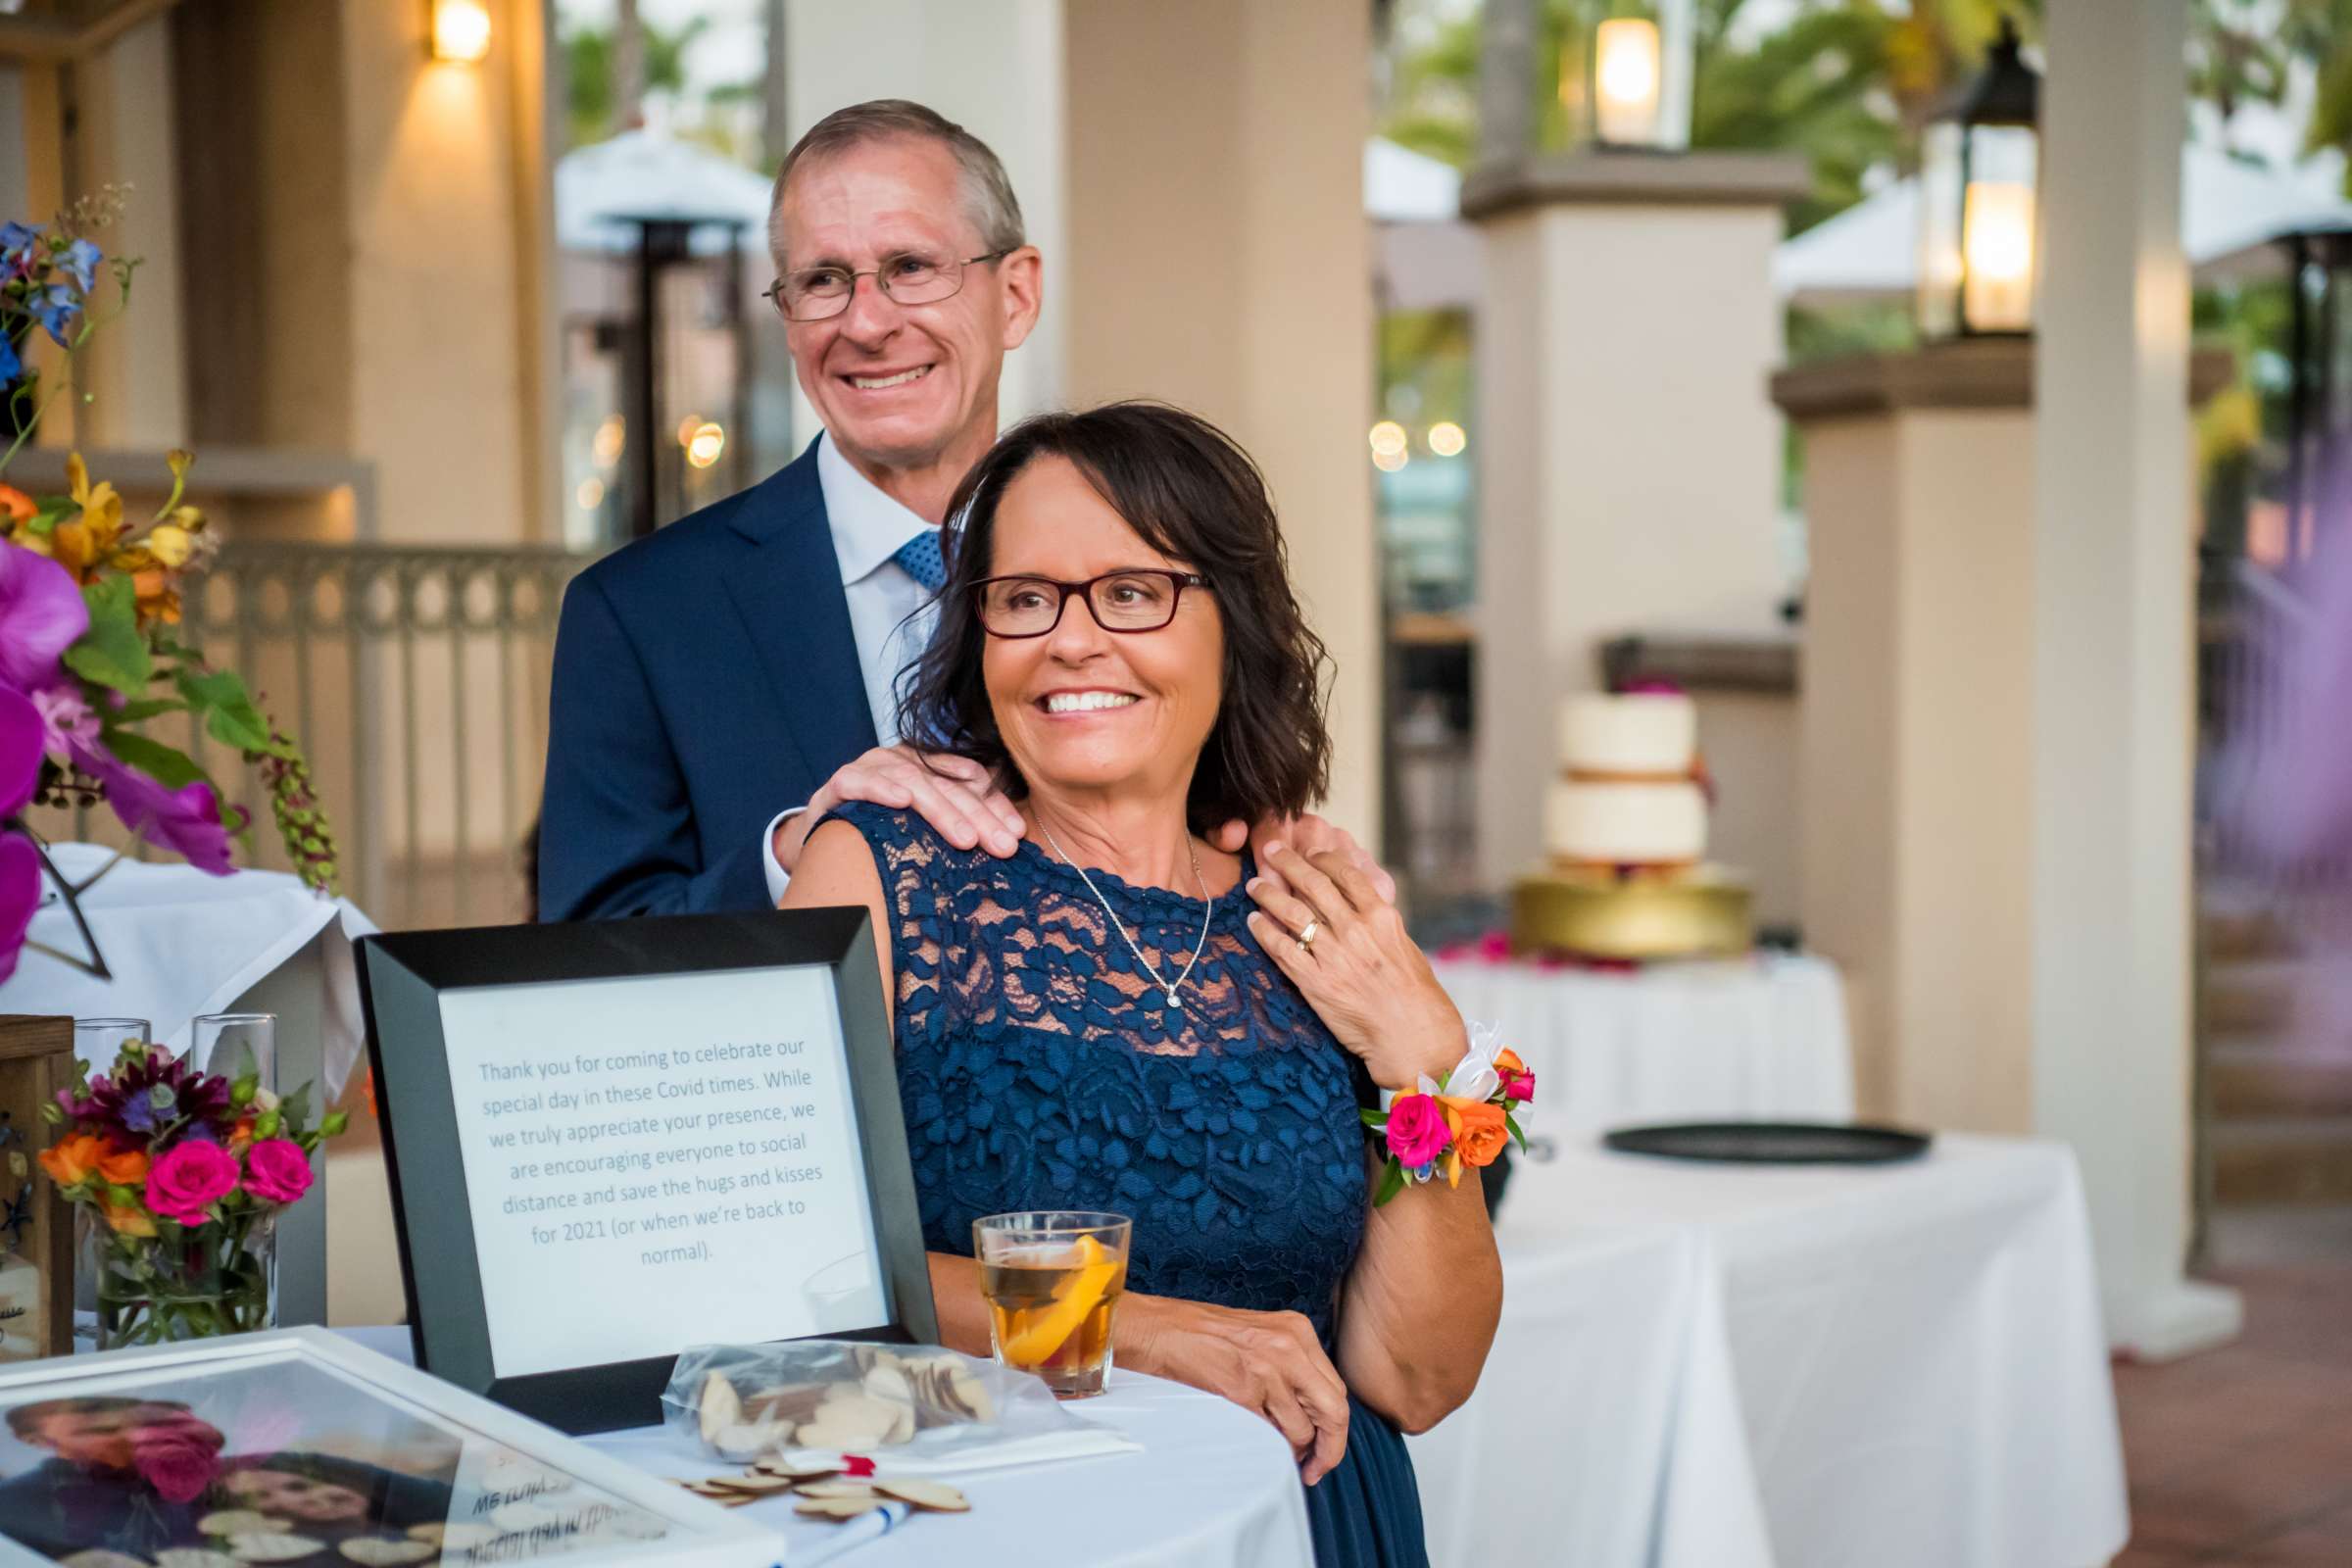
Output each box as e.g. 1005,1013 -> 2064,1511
760,431 -> 943,903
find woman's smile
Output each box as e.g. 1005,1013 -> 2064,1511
1038,687 -> 1144,717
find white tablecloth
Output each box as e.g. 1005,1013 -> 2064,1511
0,842 -> 373,1098
342,1327 -> 1314,1568
1414,1135 -> 2129,1568
1430,953 -> 1854,1130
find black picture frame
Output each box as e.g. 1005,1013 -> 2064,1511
356,908 -> 938,1436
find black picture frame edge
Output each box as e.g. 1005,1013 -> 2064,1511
356,907 -> 938,1436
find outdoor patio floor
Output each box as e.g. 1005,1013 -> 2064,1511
2111,1260 -> 2352,1564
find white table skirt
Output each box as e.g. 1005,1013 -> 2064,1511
1430,953 -> 1854,1132
342,1328 -> 1314,1568
1416,1134 -> 2129,1568
0,841 -> 373,1098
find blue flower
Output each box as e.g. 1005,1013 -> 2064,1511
31,286 -> 80,346
0,222 -> 40,276
59,238 -> 100,294
0,333 -> 18,387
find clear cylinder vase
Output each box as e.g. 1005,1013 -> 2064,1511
81,1205 -> 278,1349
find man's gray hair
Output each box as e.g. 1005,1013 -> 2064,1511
768,100 -> 1025,268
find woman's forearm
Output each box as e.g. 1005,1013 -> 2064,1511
925,1250 -> 995,1358
1334,1158 -> 1501,1435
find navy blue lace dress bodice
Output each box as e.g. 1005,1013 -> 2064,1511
823,803 -> 1428,1568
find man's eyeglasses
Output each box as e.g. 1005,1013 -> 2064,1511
762,249 -> 1013,322
972,570 -> 1209,639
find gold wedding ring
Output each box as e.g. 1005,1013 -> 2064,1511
1297,919 -> 1319,952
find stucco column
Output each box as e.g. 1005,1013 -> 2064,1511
2035,0 -> 2240,1358
1061,0 -> 1378,844
1465,154 -> 1807,890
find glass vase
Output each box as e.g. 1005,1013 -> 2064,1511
80,1205 -> 277,1349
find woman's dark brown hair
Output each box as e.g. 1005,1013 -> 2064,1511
898,401 -> 1332,833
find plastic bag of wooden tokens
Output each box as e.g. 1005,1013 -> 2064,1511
662,1338 -> 1103,1507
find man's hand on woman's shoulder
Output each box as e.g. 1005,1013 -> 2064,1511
1215,811 -> 1397,905
772,744 -> 1027,875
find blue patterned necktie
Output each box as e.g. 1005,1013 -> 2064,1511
891,528 -> 948,592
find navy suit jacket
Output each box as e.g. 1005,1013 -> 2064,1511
538,440 -> 879,920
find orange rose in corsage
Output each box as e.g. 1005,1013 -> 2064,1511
1448,1101 -> 1511,1169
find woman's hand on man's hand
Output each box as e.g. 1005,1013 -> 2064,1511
1120,1293 -> 1350,1486
1245,843 -> 1465,1089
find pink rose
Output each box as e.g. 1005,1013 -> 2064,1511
1384,1094 -> 1450,1167
146,1139 -> 240,1225
134,1431 -> 223,1504
1503,1071 -> 1535,1102
242,1138 -> 313,1205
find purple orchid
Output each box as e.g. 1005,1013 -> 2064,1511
0,685 -> 38,817
27,683 -> 95,766
89,752 -> 236,874
0,834 -> 33,986
0,541 -> 87,693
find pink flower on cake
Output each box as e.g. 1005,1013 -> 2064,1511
1384,1093 -> 1450,1167
241,1138 -> 313,1204
145,1140 -> 239,1225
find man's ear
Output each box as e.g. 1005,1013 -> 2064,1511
999,245 -> 1044,351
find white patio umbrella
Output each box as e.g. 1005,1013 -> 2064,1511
1775,142 -> 2352,306
1366,136 -> 1480,312
556,128 -> 775,257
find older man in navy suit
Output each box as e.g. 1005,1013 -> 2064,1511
540,100 -> 1381,920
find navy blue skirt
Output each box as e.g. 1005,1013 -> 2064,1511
1302,1396 -> 1430,1568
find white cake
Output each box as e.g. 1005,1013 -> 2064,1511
1544,693 -> 1708,866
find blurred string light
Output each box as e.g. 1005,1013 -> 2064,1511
1368,420 -> 1408,459
686,421 -> 727,469
1428,420 -> 1467,457
576,477 -> 606,511
592,415 -> 624,467
675,414 -> 707,449
1373,447 -> 1409,473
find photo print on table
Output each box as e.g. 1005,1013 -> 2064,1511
0,1352 -> 676,1567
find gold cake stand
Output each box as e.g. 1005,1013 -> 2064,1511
1510,864 -> 1754,960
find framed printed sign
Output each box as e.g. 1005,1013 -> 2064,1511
0,1325 -> 780,1567
357,909 -> 937,1435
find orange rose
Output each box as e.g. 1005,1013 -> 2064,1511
227,1116 -> 256,1154
37,1132 -> 109,1188
1449,1102 -> 1511,1169
0,483 -> 32,525
97,1147 -> 151,1186
102,1201 -> 158,1238
1494,1048 -> 1526,1077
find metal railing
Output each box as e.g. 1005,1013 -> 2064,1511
36,542 -> 600,929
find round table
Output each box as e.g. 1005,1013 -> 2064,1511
338,1328 -> 1314,1568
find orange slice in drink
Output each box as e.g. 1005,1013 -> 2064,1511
1000,1234 -> 1118,1367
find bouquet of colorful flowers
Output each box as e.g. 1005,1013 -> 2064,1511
1360,1022 -> 1536,1204
0,192 -> 338,985
39,1035 -> 348,1346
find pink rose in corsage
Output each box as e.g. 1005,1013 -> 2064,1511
241,1137 -> 314,1204
1359,1022 -> 1536,1205
1384,1094 -> 1450,1168
132,1425 -> 224,1504
144,1139 -> 240,1226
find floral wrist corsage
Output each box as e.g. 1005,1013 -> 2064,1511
1359,1022 -> 1536,1204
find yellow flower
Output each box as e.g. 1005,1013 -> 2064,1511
102,1201 -> 158,1239
53,452 -> 124,580
147,523 -> 193,567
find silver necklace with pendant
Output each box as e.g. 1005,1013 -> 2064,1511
1039,821 -> 1213,1011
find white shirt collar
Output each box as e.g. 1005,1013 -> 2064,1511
816,430 -> 936,586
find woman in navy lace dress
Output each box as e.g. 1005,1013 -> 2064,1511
785,403 -> 1500,1568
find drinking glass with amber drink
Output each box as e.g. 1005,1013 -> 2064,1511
972,1211 -> 1132,1398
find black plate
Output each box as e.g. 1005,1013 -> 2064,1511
1603,1121 -> 1933,1164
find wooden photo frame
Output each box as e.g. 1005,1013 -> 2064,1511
357,909 -> 937,1435
0,1016 -> 74,1361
